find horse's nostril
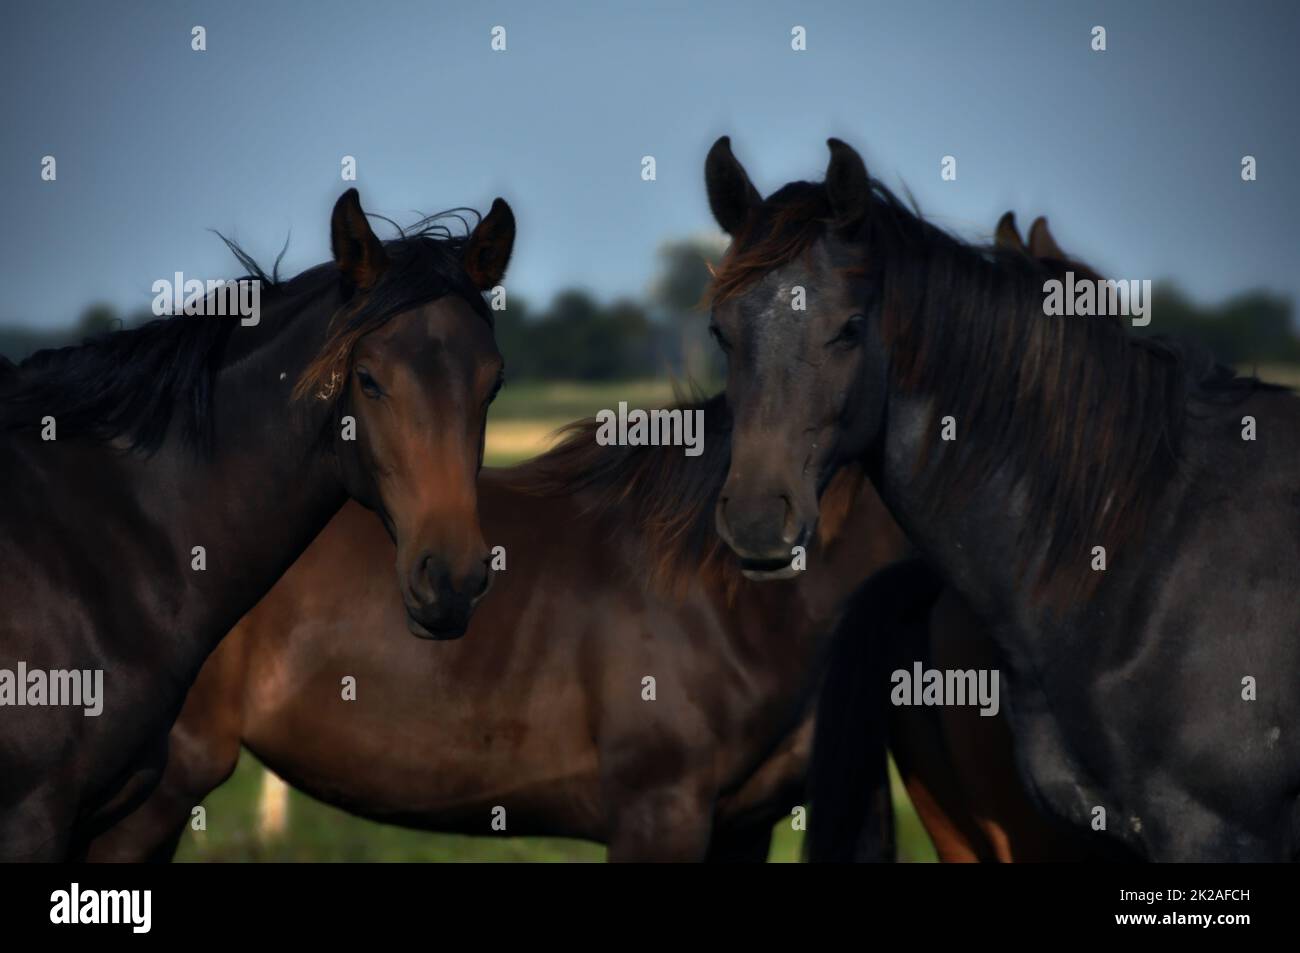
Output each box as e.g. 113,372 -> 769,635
409,552 -> 438,602
781,495 -> 801,545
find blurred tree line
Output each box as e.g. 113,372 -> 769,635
493,235 -> 726,381
1135,284 -> 1300,365
1,247 -> 1295,375
0,303 -> 134,363
0,236 -> 730,382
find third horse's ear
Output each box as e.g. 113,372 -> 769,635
995,211 -> 1027,253
1028,216 -> 1066,260
824,138 -> 871,232
463,198 -> 516,290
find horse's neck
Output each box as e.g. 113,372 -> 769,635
150,300 -> 348,651
872,390 -> 1040,626
874,364 -> 1200,647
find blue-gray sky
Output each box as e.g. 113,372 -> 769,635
2,0 -> 1296,329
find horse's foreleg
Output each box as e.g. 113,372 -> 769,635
83,777 -> 208,862
85,714 -> 242,862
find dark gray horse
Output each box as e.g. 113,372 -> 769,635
703,135 -> 1300,861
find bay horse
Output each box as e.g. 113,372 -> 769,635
86,394 -> 911,862
704,135 -> 1300,861
0,188 -> 515,860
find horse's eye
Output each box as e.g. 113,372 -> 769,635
356,367 -> 382,398
831,314 -> 866,349
709,323 -> 731,353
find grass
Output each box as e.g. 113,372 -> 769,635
175,751 -> 935,863
490,378 -> 689,423
177,753 -> 605,862
1253,363 -> 1300,389
484,378 -> 688,466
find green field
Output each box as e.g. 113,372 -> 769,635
1253,363 -> 1300,389
175,750 -> 935,863
489,378 -> 692,425
483,378 -> 691,465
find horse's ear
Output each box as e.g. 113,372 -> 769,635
705,136 -> 761,236
995,211 -> 1027,253
825,138 -> 871,231
462,198 -> 516,290
331,188 -> 389,291
1028,216 -> 1066,260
